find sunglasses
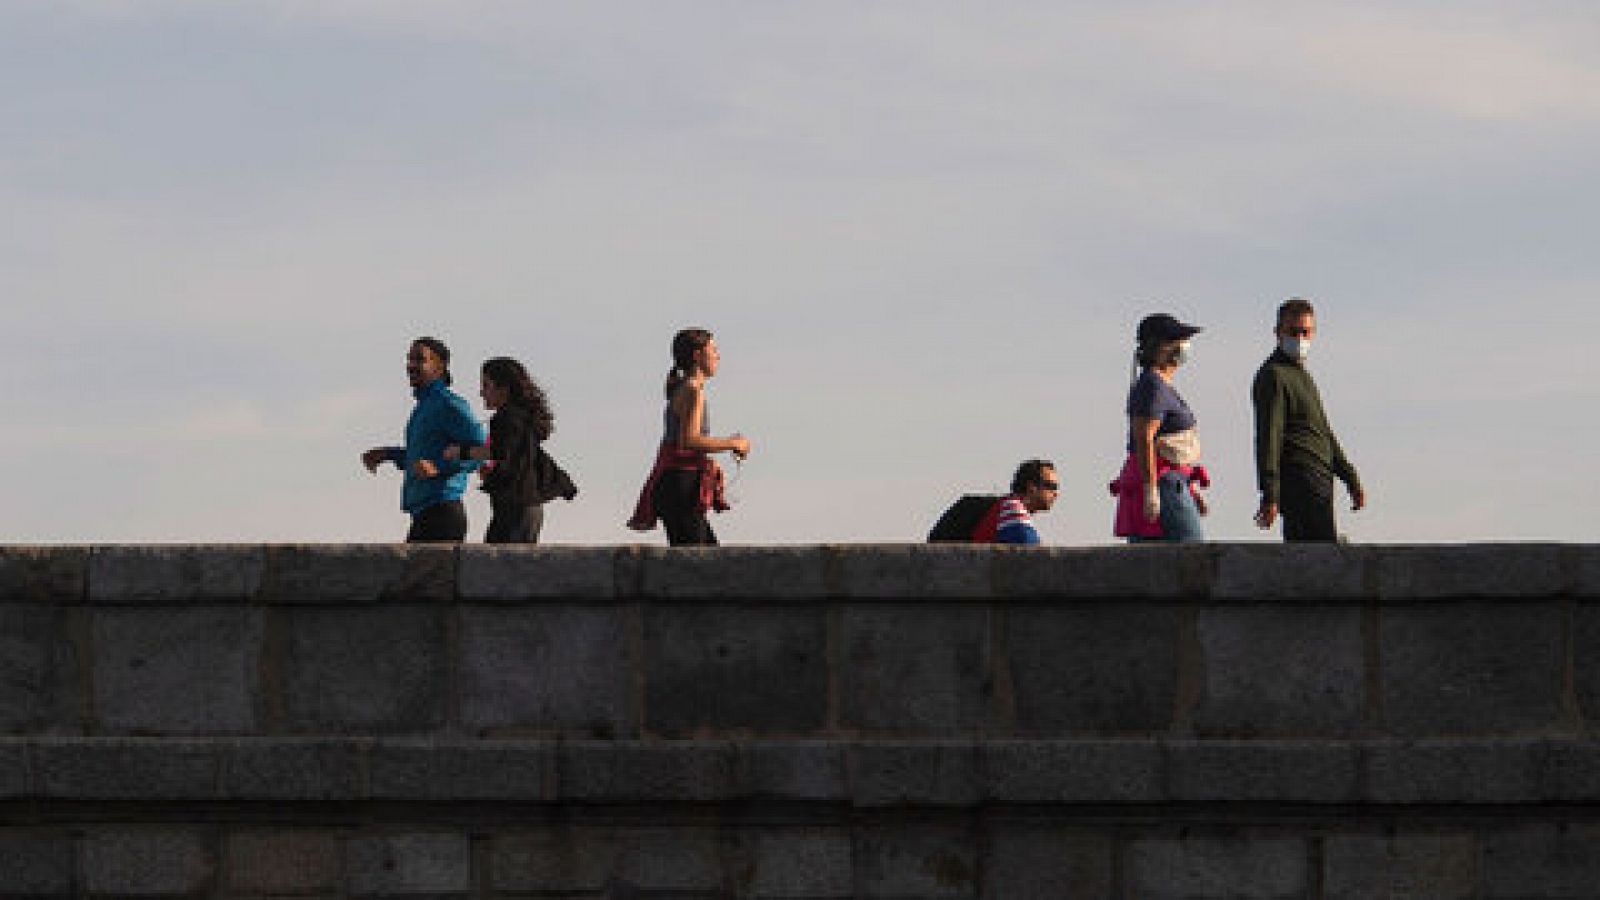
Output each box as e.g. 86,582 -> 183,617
1038,480 -> 1060,491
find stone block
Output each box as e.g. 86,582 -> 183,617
494,826 -> 727,894
1007,604 -> 1179,735
0,606 -> 79,734
733,828 -> 853,898
855,823 -> 977,898
1575,545 -> 1600,599
0,742 -> 27,797
744,741 -> 846,801
1323,832 -> 1477,900
1195,606 -> 1363,737
982,826 -> 1112,899
1377,544 -> 1564,599
347,832 -> 470,896
497,826 -> 724,893
994,545 -> 1195,599
850,741 -> 980,806
83,828 -> 213,896
89,545 -> 264,603
459,605 -> 634,736
36,738 -> 218,799
0,546 -> 86,603
223,739 -> 362,800
984,740 -> 1163,804
93,608 -> 262,734
261,544 -> 454,604
490,827 -> 614,893
558,741 -> 740,802
227,829 -> 342,895
1125,833 -> 1307,899
841,605 -> 991,733
635,545 -> 828,598
831,544 -> 992,598
0,829 -> 73,896
1212,543 -> 1369,600
1364,739 -> 1544,804
1542,739 -> 1600,801
1567,604 -> 1600,728
644,604 -> 826,735
370,739 -> 550,800
611,827 -> 725,892
457,545 -> 616,599
1380,603 -> 1562,736
1168,741 -> 1357,803
282,607 -> 445,733
1482,823 -> 1600,897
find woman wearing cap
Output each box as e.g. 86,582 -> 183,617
1110,313 -> 1210,542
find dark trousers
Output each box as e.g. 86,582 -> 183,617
486,500 -> 544,544
1280,468 -> 1338,542
406,499 -> 468,543
652,469 -> 718,547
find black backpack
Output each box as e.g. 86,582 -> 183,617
926,494 -> 1001,542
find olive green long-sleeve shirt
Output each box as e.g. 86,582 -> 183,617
1251,349 -> 1361,504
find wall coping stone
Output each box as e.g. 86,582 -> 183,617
3,543 -> 1593,604
8,737 -> 1600,808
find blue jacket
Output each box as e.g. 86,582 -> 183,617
385,379 -> 486,514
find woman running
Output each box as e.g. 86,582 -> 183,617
445,356 -> 575,543
627,328 -> 751,545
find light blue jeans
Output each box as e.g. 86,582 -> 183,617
1128,471 -> 1205,543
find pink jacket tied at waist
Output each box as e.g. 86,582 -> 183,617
1109,454 -> 1210,538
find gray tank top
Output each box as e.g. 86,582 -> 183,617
663,396 -> 709,445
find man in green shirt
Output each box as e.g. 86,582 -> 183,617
1252,298 -> 1367,541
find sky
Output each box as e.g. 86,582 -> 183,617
3,1 -> 1597,545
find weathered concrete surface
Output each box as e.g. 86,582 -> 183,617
0,541 -> 1593,898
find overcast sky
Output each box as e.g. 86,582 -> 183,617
4,1 -> 1596,545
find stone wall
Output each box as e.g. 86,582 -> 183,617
0,542 -> 1597,897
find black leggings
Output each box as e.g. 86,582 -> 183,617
652,469 -> 718,546
1280,469 -> 1338,542
486,500 -> 544,544
406,499 -> 468,543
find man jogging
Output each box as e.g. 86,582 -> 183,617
362,336 -> 486,542
1252,298 -> 1366,541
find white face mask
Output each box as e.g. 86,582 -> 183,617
1280,336 -> 1310,361
1171,341 -> 1192,366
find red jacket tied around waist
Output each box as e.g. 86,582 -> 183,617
627,444 -> 729,531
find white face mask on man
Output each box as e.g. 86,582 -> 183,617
1171,341 -> 1192,366
1280,336 -> 1310,361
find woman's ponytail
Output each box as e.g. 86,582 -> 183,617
664,328 -> 713,399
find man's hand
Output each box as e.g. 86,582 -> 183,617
1254,500 -> 1278,529
361,447 -> 387,473
1351,487 -> 1367,512
411,459 -> 440,479
1194,492 -> 1209,516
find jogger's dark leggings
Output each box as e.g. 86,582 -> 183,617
406,499 -> 468,543
652,469 -> 718,546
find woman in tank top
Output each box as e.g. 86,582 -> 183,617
627,328 -> 752,545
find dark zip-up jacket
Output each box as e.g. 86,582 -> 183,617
1251,348 -> 1361,504
477,403 -> 577,506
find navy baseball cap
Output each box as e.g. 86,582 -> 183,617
1136,313 -> 1202,344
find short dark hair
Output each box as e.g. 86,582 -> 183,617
412,336 -> 453,386
1277,297 -> 1315,327
1011,459 -> 1056,494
